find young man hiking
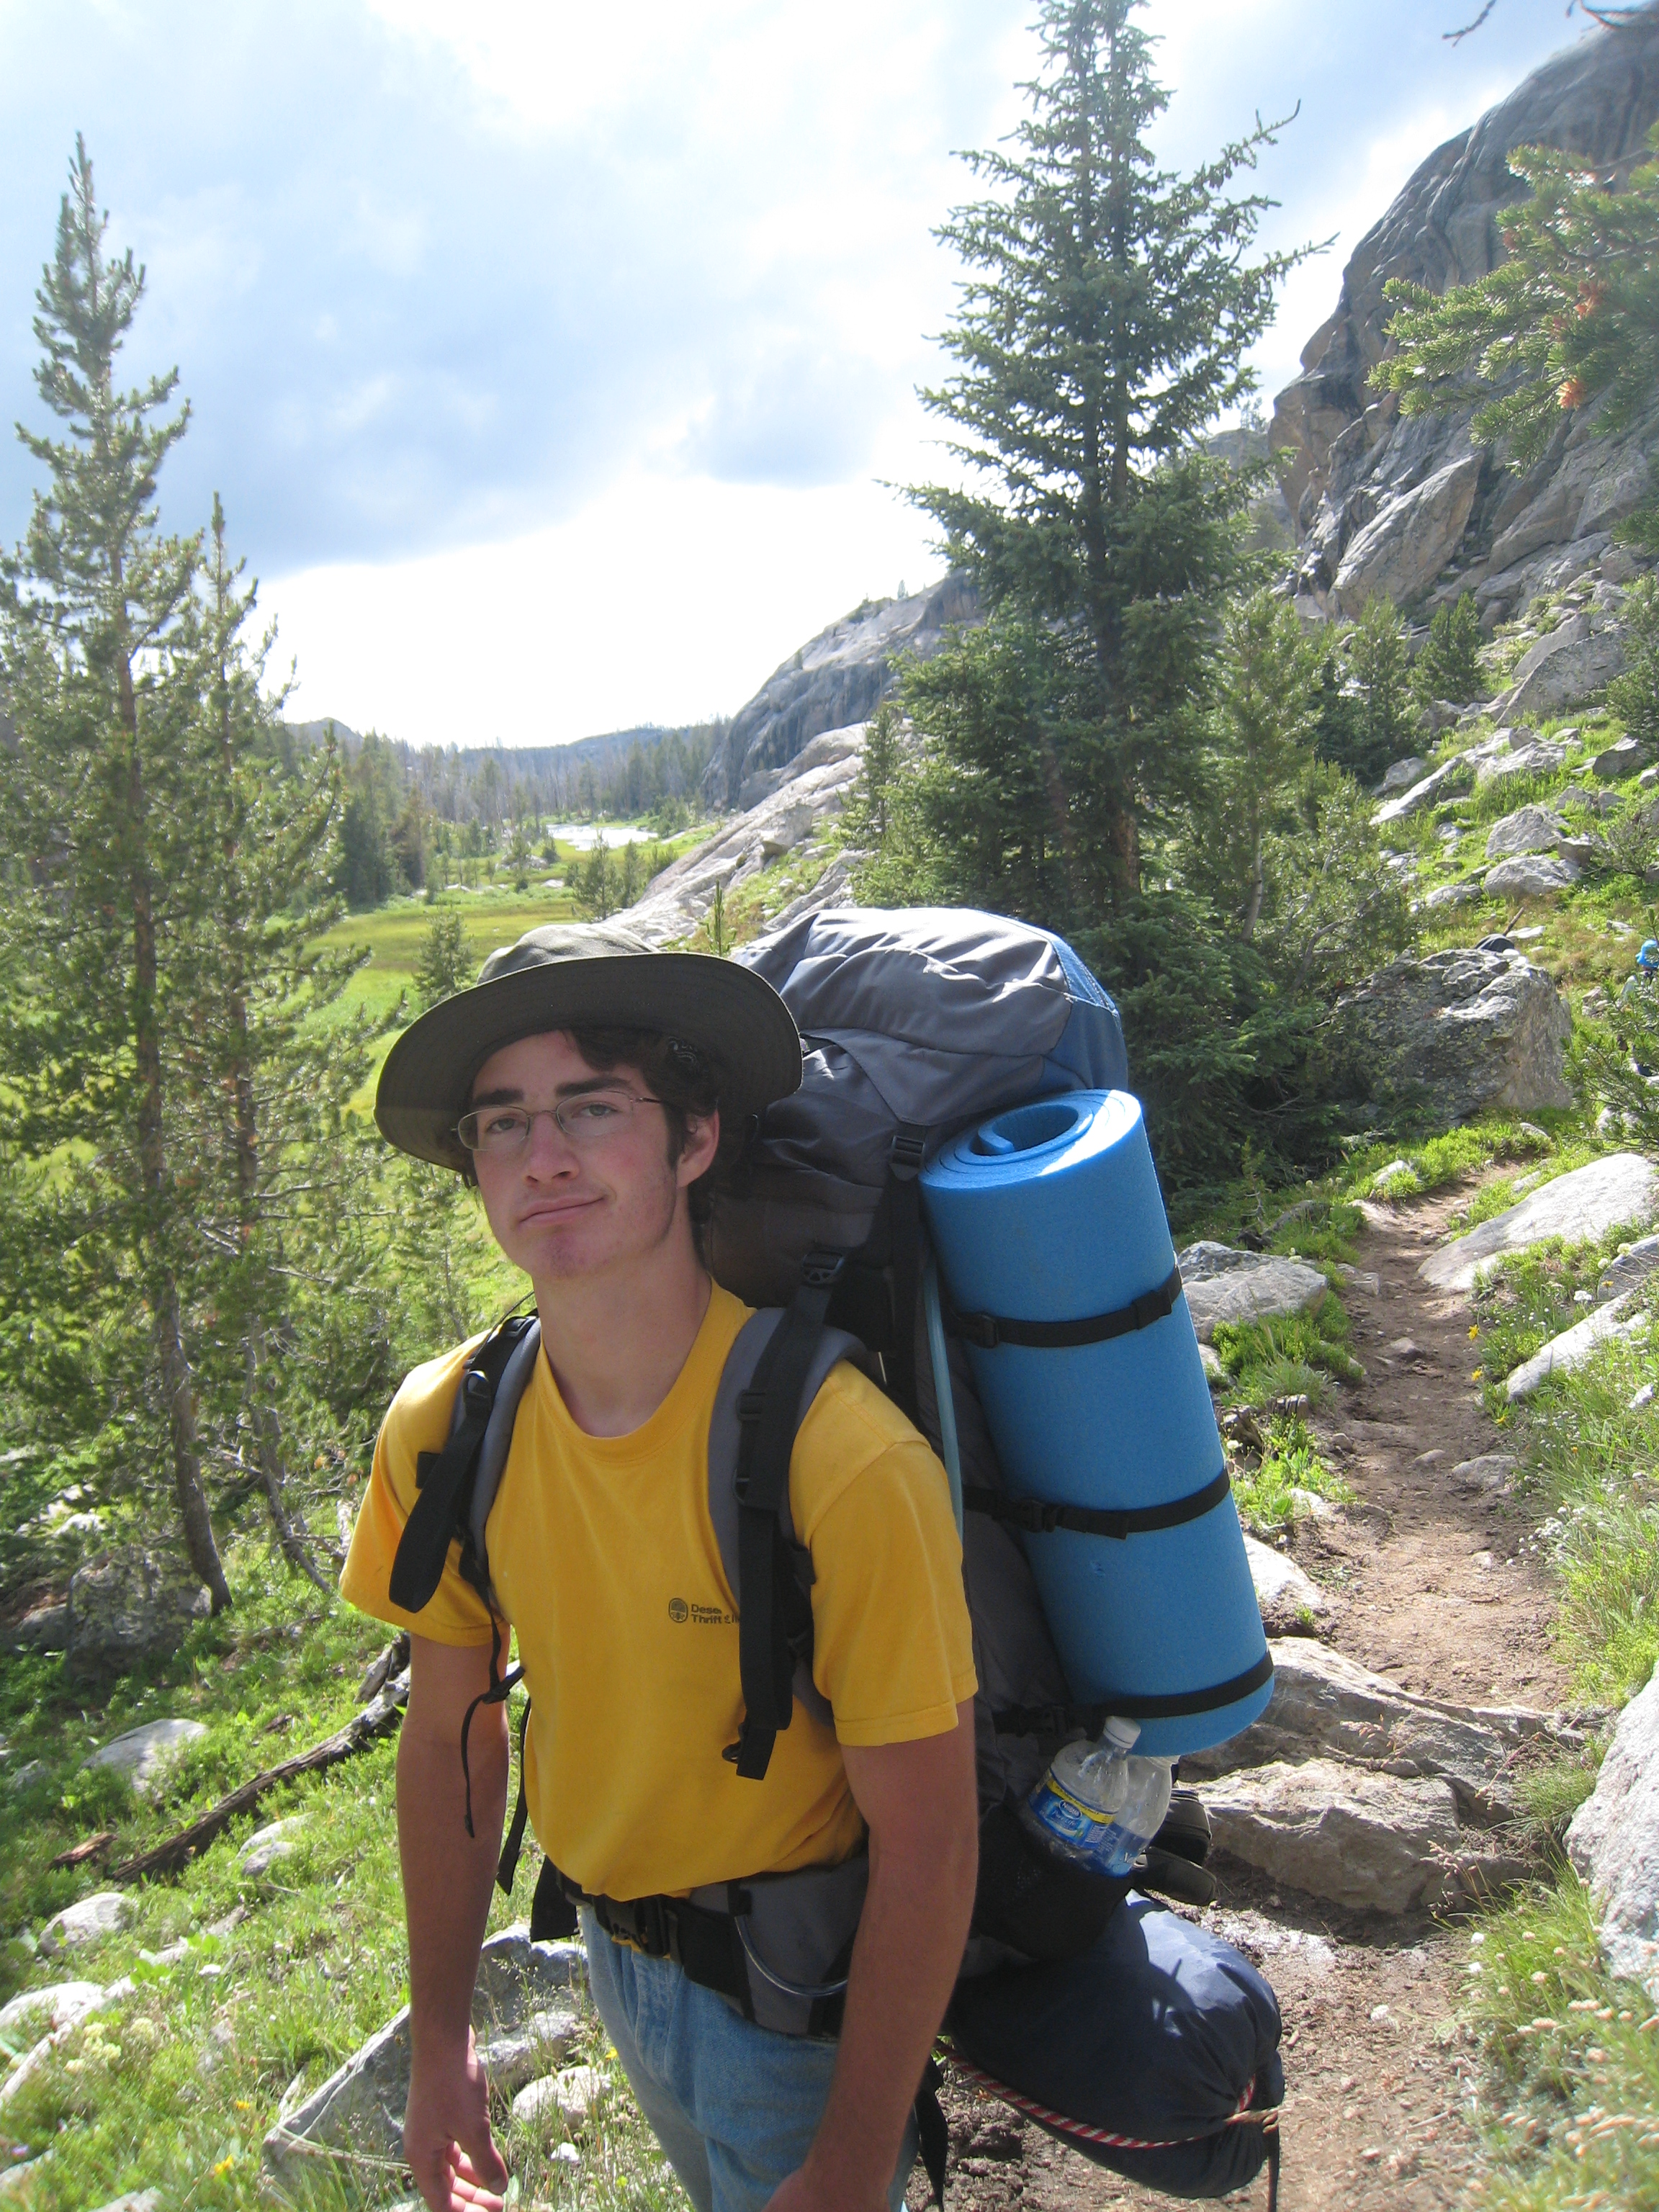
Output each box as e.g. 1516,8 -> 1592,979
342,923 -> 979,2212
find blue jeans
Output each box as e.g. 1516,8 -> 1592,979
581,1912 -> 917,2212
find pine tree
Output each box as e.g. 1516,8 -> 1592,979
577,835 -> 616,919
1411,593 -> 1485,707
415,909 -> 475,1007
842,703 -> 907,850
1193,592 -> 1321,941
0,141 -> 230,1605
1609,573 -> 1659,741
910,0 -> 1310,909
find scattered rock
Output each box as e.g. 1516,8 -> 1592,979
1568,1666 -> 1659,2003
1421,880 -> 1483,910
1451,1453 -> 1518,1496
1201,1758 -> 1465,1914
6,1761 -> 45,1793
1199,1342 -> 1225,1386
83,2195 -> 159,2212
526,2064 -> 611,2129
1183,1637 -> 1565,1820
1376,757 -> 1429,797
1372,754 -> 1475,825
86,1718 -> 208,1794
1335,1265 -> 1381,1296
11,1603 -> 68,1653
1372,1160 -> 1416,1196
1593,734 -> 1650,783
1385,1338 -> 1420,1359
1421,1152 -> 1659,1292
1481,852 -> 1581,898
38,1892 -> 135,1958
1597,1236 -> 1659,1303
1484,804 -> 1566,861
1475,737 -> 1568,788
1174,1244 -> 1330,1344
0,1982 -> 106,2040
1243,1536 -> 1331,1633
1503,1292 -> 1641,1400
1338,948 -> 1573,1126
238,1817 -> 305,1877
1501,622 -> 1625,723
263,1930 -> 583,2188
66,1549 -> 210,1679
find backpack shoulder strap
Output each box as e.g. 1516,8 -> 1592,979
389,1313 -> 538,1614
709,1256 -> 866,1779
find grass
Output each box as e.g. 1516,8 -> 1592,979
1211,1291 -> 1363,1411
1468,1219 -> 1655,1425
0,1538 -> 687,2212
1463,1877 -> 1659,2211
1230,1413 -> 1354,1537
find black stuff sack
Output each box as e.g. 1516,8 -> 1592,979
945,1894 -> 1284,2199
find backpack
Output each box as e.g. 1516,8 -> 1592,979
387,907 -> 1282,2200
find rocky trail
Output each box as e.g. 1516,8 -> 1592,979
924,1187 -> 1570,2212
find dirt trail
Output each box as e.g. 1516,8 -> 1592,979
922,1187 -> 1568,2212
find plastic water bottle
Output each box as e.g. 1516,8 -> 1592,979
1094,1751 -> 1174,1877
1020,1715 -> 1141,1869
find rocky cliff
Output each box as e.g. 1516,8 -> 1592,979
1272,10 -> 1659,627
702,572 -> 977,810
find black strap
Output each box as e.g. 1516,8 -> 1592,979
457,1611 -> 523,1838
992,1647 -> 1275,1733
948,1264 -> 1183,1353
729,1251 -> 847,1781
545,1862 -> 756,2015
497,1696 -> 534,1896
914,2056 -> 948,2209
1266,2113 -> 1281,2212
885,1124 -> 927,1416
962,1465 -> 1231,1542
389,1316 -> 534,1613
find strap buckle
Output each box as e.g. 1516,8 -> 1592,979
889,1128 -> 927,1182
953,1310 -> 999,1352
461,1367 -> 494,1414
800,1247 -> 849,1290
604,1892 -> 674,1958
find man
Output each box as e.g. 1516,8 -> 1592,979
343,923 -> 979,2212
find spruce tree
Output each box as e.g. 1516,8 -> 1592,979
910,0 -> 1310,907
415,909 -> 475,1006
1194,592 -> 1321,941
0,141 -> 230,1605
1411,593 -> 1484,707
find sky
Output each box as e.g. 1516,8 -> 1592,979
0,0 -> 1601,750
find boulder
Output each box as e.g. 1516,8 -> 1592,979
66,1548 -> 210,1679
1200,1758 -> 1465,1914
1329,454 -> 1483,616
39,1892 -> 134,1958
1451,1452 -> 1517,1496
1243,1538 -> 1330,1633
1182,1637 -> 1561,1820
1484,804 -> 1565,861
1174,1244 -> 1329,1344
1421,880 -> 1482,910
1481,852 -> 1581,897
1578,444 -> 1653,539
11,1603 -> 68,1653
0,1982 -> 107,2040
238,1817 -> 305,1876
1372,753 -> 1475,824
263,1930 -> 582,2189
86,1718 -> 207,1794
1568,1665 -> 1659,2002
1376,756 -> 1428,797
1336,948 -> 1573,1127
1598,1235 -> 1659,1303
1504,1292 -> 1641,1401
1420,1152 -> 1659,1292
1504,625 -> 1626,721
1474,737 -> 1569,787
1592,735 -> 1650,783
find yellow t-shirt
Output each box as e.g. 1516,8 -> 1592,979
341,1285 -> 977,1902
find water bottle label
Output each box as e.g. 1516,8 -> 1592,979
1027,1776 -> 1110,1850
1096,1819 -> 1144,1876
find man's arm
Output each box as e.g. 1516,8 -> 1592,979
398,1632 -> 513,2212
768,1701 -> 979,2212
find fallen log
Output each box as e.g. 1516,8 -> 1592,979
50,1830 -> 114,1871
109,1670 -> 409,1884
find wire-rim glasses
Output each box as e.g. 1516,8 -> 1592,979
456,1089 -> 666,1159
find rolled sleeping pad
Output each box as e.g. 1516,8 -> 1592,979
919,1090 -> 1272,1756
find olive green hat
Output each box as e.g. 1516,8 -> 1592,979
374,921 -> 801,1170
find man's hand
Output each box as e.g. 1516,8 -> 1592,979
404,2028 -> 509,2212
398,1634 -> 513,2212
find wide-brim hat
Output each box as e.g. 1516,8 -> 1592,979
375,922 -> 802,1170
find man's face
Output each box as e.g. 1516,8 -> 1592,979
466,1030 -> 718,1285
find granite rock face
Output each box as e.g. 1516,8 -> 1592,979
702,575 -> 978,809
1336,947 -> 1573,1125
1272,16 -> 1659,621
1201,1759 -> 1472,1915
1568,1667 -> 1659,2002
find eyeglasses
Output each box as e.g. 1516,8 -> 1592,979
456,1090 -> 666,1159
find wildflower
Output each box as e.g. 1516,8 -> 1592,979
1470,1326 -> 1480,1340
1472,1369 -> 1485,1382
212,2155 -> 236,2177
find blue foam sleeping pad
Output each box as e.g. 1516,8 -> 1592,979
920,1089 -> 1272,1755
948,1896 -> 1284,2197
